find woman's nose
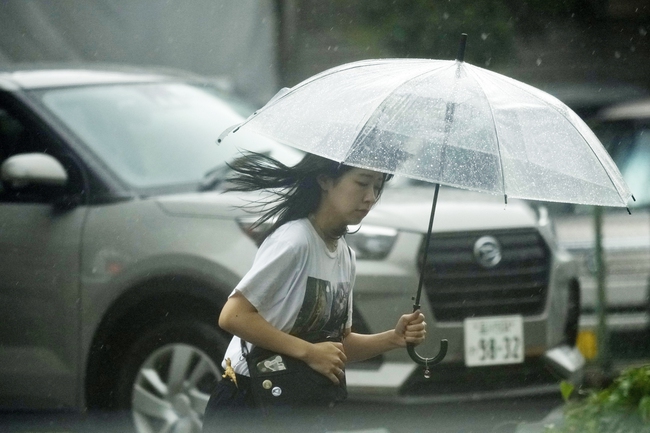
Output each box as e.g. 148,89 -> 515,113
365,187 -> 378,203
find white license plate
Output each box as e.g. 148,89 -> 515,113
464,315 -> 524,367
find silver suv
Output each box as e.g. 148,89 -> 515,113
0,66 -> 583,432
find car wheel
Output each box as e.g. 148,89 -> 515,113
114,319 -> 227,433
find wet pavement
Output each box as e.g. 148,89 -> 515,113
0,395 -> 563,433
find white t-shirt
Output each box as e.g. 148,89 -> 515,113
222,218 -> 355,375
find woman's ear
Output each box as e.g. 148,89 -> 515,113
316,174 -> 331,191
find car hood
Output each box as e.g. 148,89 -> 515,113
364,187 -> 539,233
156,186 -> 540,234
155,190 -> 256,219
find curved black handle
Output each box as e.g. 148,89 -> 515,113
408,182 -> 448,373
407,339 -> 448,367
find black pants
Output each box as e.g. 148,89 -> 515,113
202,374 -> 338,433
202,374 -> 259,433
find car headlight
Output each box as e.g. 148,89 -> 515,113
533,204 -> 558,245
345,225 -> 398,260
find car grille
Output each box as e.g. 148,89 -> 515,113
419,228 -> 550,322
401,357 -> 557,396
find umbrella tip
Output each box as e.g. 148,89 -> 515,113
456,33 -> 468,62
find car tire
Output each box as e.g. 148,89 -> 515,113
113,319 -> 227,433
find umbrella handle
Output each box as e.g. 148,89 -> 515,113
407,339 -> 448,368
407,302 -> 448,374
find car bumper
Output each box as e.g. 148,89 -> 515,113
348,230 -> 583,396
346,344 -> 584,397
579,311 -> 650,332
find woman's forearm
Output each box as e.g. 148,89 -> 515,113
342,331 -> 403,363
219,293 -> 311,360
219,292 -> 347,382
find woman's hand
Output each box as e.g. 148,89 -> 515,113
393,310 -> 427,347
303,341 -> 347,385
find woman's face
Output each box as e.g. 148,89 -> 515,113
318,167 -> 385,226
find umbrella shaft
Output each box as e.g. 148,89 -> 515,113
414,183 -> 440,311
456,33 -> 468,62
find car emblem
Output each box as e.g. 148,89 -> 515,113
473,236 -> 502,268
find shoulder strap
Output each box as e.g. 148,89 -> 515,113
240,338 -> 249,359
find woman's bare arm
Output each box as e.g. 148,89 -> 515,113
219,291 -> 347,384
342,311 -> 426,362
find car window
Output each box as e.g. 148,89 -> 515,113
33,82 -> 297,191
0,104 -> 83,204
613,126 -> 650,208
35,83 -> 240,189
595,120 -> 650,208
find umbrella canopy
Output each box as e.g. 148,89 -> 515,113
218,40 -> 635,370
219,58 -> 633,208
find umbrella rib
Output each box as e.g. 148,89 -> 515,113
266,60 -> 396,108
342,61 -> 456,164
264,60 -> 427,120
223,60 -> 402,138
530,105 -> 629,204
553,117 -> 631,205
225,59 -> 433,144
465,66 -> 507,204
477,67 -> 630,205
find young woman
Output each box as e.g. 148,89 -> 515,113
202,152 -> 426,428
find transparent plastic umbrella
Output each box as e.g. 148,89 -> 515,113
218,35 -> 634,373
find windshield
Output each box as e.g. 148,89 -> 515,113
35,82 -> 299,190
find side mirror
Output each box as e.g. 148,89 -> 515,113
1,153 -> 68,188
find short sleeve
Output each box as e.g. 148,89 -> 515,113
346,246 -> 356,330
234,235 -> 308,316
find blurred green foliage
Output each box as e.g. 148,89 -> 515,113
350,0 -> 514,66
338,0 -> 586,68
549,365 -> 650,433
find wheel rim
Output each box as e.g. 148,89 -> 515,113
131,343 -> 221,433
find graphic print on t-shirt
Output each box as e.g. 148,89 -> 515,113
290,276 -> 350,339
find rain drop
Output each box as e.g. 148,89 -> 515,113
424,368 -> 431,379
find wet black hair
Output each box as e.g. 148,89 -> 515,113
225,151 -> 391,235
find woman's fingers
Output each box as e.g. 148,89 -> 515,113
404,314 -> 427,344
331,342 -> 347,363
326,366 -> 345,385
404,310 -> 424,323
308,341 -> 347,384
406,321 -> 426,333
